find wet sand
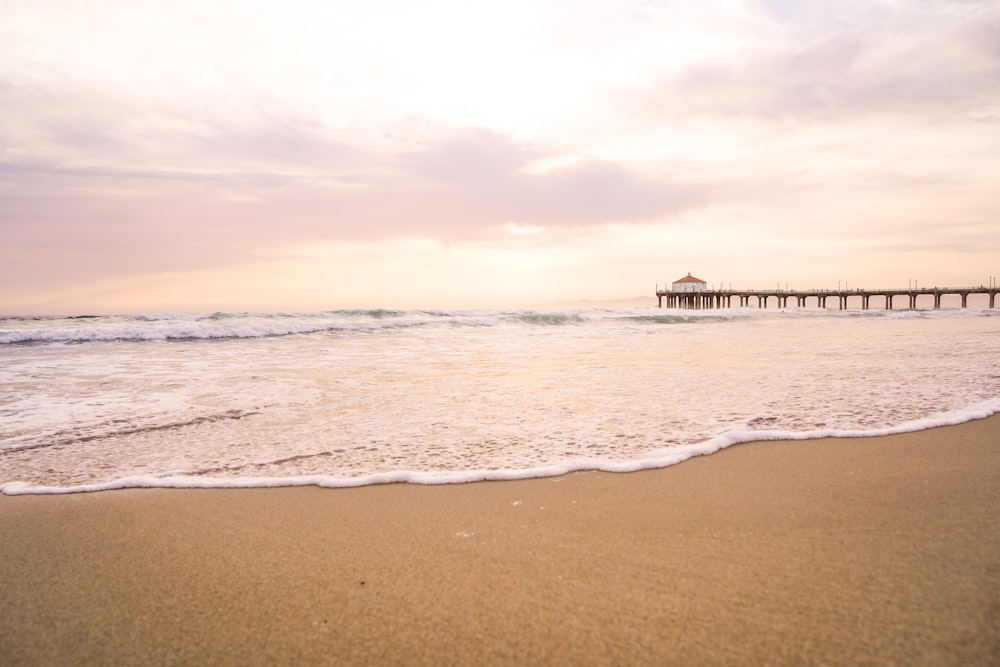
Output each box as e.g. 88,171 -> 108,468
2,416 -> 999,665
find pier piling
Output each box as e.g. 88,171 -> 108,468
655,287 -> 999,310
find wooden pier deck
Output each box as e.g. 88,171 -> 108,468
655,286 -> 999,310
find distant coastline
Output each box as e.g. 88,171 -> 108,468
527,296 -> 658,309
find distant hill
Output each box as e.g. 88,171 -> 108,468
527,296 -> 658,309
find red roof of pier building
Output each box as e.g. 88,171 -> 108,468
673,273 -> 706,284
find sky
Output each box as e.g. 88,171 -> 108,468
2,0 -> 999,314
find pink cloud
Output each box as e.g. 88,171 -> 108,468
0,126 -> 705,288
638,13 -> 1000,122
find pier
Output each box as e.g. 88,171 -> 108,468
655,286 -> 999,310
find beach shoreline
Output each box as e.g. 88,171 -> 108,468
2,416 -> 999,665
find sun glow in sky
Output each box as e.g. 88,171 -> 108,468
2,0 -> 999,314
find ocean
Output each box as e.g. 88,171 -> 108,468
2,305 -> 998,494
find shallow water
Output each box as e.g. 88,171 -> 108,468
2,307 -> 998,493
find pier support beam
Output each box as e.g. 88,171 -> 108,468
655,286 -> 997,311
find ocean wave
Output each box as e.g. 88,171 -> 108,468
3,304 -> 996,346
502,311 -> 584,326
616,312 -> 755,324
4,400 -> 997,496
0,409 -> 259,456
0,309 -> 595,345
0,313 -> 427,345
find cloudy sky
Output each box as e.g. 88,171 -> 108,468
2,0 -> 998,314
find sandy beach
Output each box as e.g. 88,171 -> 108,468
2,416 -> 998,666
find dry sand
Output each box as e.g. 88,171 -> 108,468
2,416 -> 999,666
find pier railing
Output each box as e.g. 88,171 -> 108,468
654,286 -> 999,310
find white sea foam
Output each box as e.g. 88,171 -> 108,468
0,312 -> 432,344
3,401 -> 998,496
2,307 -> 998,494
4,306 -> 991,345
